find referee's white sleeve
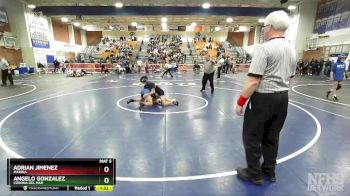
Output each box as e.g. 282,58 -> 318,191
290,50 -> 297,77
248,45 -> 267,76
4,60 -> 9,66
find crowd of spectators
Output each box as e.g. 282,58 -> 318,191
297,58 -> 329,76
296,57 -> 350,80
99,36 -> 135,64
144,34 -> 187,65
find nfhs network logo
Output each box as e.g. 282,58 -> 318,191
308,173 -> 344,194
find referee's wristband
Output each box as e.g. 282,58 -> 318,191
237,96 -> 248,107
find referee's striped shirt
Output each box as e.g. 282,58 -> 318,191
248,37 -> 297,93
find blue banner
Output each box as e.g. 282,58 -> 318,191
315,0 -> 350,32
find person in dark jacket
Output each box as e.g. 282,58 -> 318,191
53,59 -> 60,73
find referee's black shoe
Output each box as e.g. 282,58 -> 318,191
262,170 -> 276,182
237,168 -> 263,185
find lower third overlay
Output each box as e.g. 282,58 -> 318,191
7,158 -> 116,192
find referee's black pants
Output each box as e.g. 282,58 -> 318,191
201,72 -> 214,91
1,69 -> 14,86
217,66 -> 222,78
162,68 -> 173,77
53,65 -> 59,73
242,91 -> 288,177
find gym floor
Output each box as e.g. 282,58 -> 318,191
0,72 -> 349,196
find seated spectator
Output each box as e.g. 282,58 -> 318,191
37,62 -> 48,74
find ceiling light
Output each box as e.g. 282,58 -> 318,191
202,3 -> 211,9
61,17 -> 69,22
161,17 -> 167,22
238,26 -> 249,32
115,2 -> 123,8
288,5 -> 296,10
215,26 -> 221,31
109,26 -> 114,30
191,22 -> 197,27
131,22 -> 137,27
161,22 -> 167,26
73,22 -> 80,26
258,18 -> 265,23
226,17 -> 233,23
27,4 -> 36,9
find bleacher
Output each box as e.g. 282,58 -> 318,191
79,36 -> 139,63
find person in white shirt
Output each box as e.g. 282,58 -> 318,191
217,56 -> 225,78
0,57 -> 14,86
200,55 -> 216,94
137,59 -> 142,73
161,59 -> 173,78
153,48 -> 158,55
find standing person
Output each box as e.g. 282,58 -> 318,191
235,10 -> 296,185
317,59 -> 324,75
297,59 -> 304,75
308,59 -> 314,75
161,59 -> 173,78
63,60 -> 69,73
326,54 -> 347,101
137,59 -> 142,73
53,59 -> 60,73
200,55 -> 216,94
345,58 -> 350,79
303,60 -> 309,75
324,59 -> 332,77
217,56 -> 225,78
145,60 -> 149,74
100,58 -> 105,73
223,56 -> 228,73
313,60 -> 319,75
230,57 -> 236,73
0,57 -> 14,86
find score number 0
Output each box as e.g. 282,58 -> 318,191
103,166 -> 110,183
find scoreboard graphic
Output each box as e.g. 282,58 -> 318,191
7,158 -> 116,191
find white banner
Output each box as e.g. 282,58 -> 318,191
27,13 -> 50,49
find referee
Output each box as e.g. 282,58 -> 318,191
0,56 -> 14,86
200,55 -> 216,94
235,11 -> 296,185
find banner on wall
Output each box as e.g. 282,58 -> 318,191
46,55 -> 54,64
0,10 -> 8,23
3,36 -> 16,48
315,0 -> 350,33
27,13 -> 50,49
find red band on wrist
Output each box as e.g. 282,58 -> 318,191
237,96 -> 248,107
